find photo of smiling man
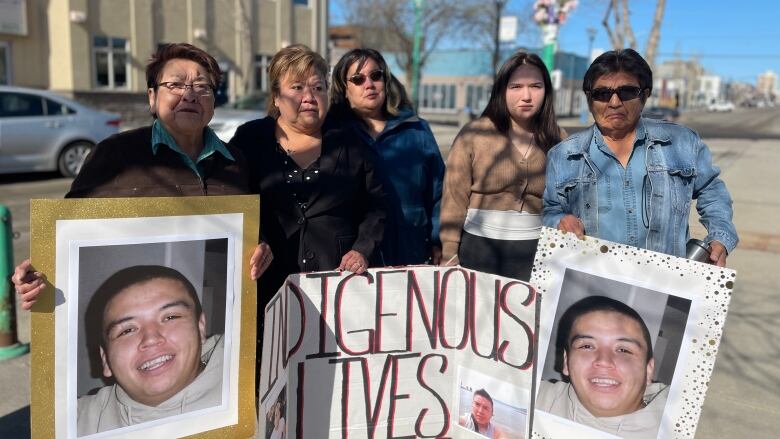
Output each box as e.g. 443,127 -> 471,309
77,265 -> 224,436
459,388 -> 509,439
536,296 -> 669,439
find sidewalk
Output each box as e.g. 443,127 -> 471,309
1,137 -> 778,438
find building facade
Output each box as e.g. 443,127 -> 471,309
757,70 -> 777,98
384,48 -> 589,121
1,0 -> 327,120
654,59 -> 707,109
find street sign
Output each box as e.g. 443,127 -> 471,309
499,16 -> 518,43
551,69 -> 562,90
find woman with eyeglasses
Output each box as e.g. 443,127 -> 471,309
65,43 -> 248,198
438,51 -> 563,280
228,44 -> 387,298
543,48 -> 737,265
14,43 -> 254,310
330,48 -> 445,266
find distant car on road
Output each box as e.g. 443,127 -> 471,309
0,86 -> 120,177
642,106 -> 680,122
209,93 -> 267,142
707,101 -> 735,112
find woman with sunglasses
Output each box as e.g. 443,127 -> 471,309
543,49 -> 737,265
439,51 -> 563,280
330,48 -> 445,266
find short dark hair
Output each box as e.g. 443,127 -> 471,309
481,51 -> 562,152
473,388 -> 493,408
582,48 -> 653,96
557,295 -> 654,364
146,43 -> 222,90
330,48 -> 412,119
85,265 -> 202,349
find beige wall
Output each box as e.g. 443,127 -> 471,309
257,0 -> 278,55
48,0 -> 77,91
3,0 -> 328,98
2,0 -> 49,88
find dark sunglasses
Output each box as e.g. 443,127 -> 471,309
347,70 -> 384,86
588,85 -> 644,102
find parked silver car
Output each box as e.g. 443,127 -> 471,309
209,93 -> 267,142
0,86 -> 120,177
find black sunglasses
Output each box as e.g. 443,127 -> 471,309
348,70 -> 384,86
588,85 -> 644,102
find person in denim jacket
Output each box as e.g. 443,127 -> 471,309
543,49 -> 737,265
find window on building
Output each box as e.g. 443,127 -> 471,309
293,0 -> 309,5
94,36 -> 129,89
0,42 -> 9,85
466,83 -> 491,112
254,54 -> 272,92
420,83 -> 458,112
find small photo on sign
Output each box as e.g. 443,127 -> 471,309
264,386 -> 287,439
456,366 -> 529,439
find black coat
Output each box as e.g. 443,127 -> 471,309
229,116 -> 387,297
67,126 -> 249,198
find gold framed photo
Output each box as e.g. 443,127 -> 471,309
29,196 -> 259,438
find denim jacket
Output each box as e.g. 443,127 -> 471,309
543,118 -> 738,257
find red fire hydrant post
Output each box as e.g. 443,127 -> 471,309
0,204 -> 30,361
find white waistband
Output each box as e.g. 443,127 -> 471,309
463,209 -> 542,240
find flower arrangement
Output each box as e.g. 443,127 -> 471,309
533,0 -> 578,26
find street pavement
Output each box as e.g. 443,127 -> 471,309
1,118 -> 779,438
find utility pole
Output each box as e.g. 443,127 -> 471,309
0,205 -> 29,361
492,0 -> 508,73
533,1 -> 578,72
581,27 -> 598,124
411,0 -> 426,110
586,27 -> 597,61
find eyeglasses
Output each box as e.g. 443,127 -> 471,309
588,85 -> 644,102
347,70 -> 384,86
157,81 -> 214,96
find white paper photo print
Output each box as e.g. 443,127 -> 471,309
530,228 -> 736,439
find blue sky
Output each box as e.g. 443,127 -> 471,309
330,0 -> 780,85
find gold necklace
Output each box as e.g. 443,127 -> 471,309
511,133 -> 534,159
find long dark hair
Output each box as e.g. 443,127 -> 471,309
481,51 -> 562,152
330,48 -> 412,119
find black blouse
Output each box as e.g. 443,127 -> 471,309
229,116 -> 387,297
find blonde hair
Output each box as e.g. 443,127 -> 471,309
267,44 -> 329,117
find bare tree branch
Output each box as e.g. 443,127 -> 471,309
602,0 -> 622,49
644,0 -> 667,70
621,0 -> 637,49
601,0 -> 666,65
342,0 -> 495,86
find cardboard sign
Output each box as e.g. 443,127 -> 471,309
259,266 -> 539,439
